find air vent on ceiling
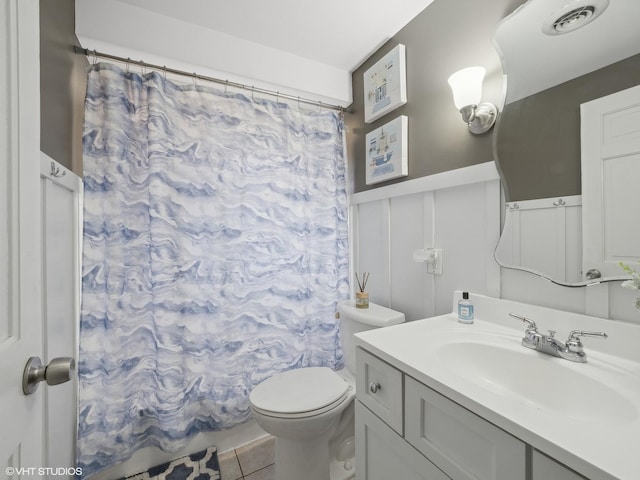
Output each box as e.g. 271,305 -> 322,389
542,0 -> 609,35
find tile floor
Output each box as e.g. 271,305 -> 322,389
218,436 -> 275,480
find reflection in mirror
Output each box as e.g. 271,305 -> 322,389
492,0 -> 640,286
495,196 -> 584,285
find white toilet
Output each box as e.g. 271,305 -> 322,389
249,301 -> 405,480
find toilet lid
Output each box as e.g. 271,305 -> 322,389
250,367 -> 349,415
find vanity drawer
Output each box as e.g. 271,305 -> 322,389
356,347 -> 403,435
405,377 -> 526,480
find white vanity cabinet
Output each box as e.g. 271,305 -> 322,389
353,294 -> 639,479
356,347 -> 583,480
355,401 -> 450,480
355,347 -> 525,480
355,348 -> 588,480
355,347 -> 449,479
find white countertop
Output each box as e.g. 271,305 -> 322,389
353,293 -> 640,480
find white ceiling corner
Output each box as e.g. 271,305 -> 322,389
77,0 -> 434,105
115,0 -> 434,71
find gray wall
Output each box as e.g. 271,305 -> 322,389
346,0 -> 524,193
40,0 -> 87,175
496,53 -> 640,202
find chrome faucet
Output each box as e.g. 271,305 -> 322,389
509,313 -> 608,363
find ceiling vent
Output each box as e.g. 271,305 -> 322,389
542,0 -> 609,35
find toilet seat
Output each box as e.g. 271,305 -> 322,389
250,367 -> 351,419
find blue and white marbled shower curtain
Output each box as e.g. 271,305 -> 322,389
78,63 -> 349,476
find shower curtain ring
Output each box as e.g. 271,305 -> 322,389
224,80 -> 229,96
126,58 -> 131,73
91,49 -> 97,65
192,72 -> 197,86
162,66 -> 167,80
251,86 -> 255,101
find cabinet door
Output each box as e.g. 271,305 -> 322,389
405,377 -> 526,480
532,450 -> 587,480
356,401 -> 450,480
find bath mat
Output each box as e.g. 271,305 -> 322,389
120,446 -> 221,480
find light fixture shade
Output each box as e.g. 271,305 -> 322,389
447,66 -> 486,110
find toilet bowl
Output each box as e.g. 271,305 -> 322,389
250,367 -> 355,480
249,301 -> 405,480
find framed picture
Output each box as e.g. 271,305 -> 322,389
364,44 -> 407,124
365,116 -> 408,185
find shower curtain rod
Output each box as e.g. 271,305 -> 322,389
74,46 -> 350,113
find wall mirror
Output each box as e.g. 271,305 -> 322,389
492,0 -> 640,286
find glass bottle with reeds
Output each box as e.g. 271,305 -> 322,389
355,272 -> 369,309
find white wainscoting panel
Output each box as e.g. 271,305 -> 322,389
390,193 -> 434,321
497,196 -> 582,283
500,268 -> 587,316
351,163 -> 501,321
353,200 -> 391,307
434,181 -> 500,315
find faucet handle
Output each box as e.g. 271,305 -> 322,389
509,312 -> 538,332
565,330 -> 608,353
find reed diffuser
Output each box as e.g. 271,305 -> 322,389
355,272 -> 370,309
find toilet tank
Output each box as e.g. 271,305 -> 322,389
337,301 -> 405,374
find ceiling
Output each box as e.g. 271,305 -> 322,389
115,0 -> 435,71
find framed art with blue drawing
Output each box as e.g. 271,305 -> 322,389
364,44 -> 407,124
365,115 -> 408,185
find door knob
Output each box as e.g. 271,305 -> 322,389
22,356 -> 76,395
585,268 -> 602,280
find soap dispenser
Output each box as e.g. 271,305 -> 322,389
458,292 -> 474,324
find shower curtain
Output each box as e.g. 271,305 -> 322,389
78,63 -> 349,476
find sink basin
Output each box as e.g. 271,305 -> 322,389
437,340 -> 638,425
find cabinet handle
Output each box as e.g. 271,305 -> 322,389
369,382 -> 381,393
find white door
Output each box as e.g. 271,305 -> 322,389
40,154 -> 81,477
0,0 -> 45,476
581,84 -> 640,279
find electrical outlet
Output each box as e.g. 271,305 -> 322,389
426,248 -> 443,275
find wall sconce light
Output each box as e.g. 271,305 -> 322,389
447,66 -> 498,134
